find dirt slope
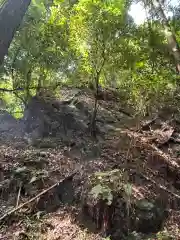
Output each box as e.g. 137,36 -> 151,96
0,88 -> 180,239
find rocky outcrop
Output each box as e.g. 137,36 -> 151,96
0,87 -> 128,144
23,95 -> 89,142
0,110 -> 25,141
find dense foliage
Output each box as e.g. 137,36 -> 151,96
0,0 -> 180,117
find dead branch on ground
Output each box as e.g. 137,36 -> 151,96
0,172 -> 77,222
127,131 -> 180,169
139,172 -> 180,199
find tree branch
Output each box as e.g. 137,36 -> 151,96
0,171 -> 77,222
0,87 -> 25,92
0,84 -> 61,93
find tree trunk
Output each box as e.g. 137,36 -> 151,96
26,69 -> 31,104
0,0 -> 31,66
91,73 -> 100,138
149,0 -> 180,73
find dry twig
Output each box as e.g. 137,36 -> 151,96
0,172 -> 77,222
128,131 -> 180,169
16,182 -> 22,207
139,172 -> 180,199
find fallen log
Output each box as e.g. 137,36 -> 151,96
0,172 -> 77,222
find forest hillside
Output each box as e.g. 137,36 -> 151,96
1,0 -> 180,239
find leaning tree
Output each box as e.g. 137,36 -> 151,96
0,0 -> 31,66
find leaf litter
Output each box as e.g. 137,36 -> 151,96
1,91 -> 180,239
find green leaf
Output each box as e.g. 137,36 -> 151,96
29,176 -> 37,184
137,200 -> 154,211
123,183 -> 132,196
14,167 -> 27,174
135,61 -> 144,68
90,184 -> 102,198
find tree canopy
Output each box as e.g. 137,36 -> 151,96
0,0 -> 180,117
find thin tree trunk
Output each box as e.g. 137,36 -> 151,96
37,72 -> 44,94
149,0 -> 180,73
26,69 -> 31,104
90,41 -> 106,137
0,0 -> 31,66
91,73 -> 100,138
